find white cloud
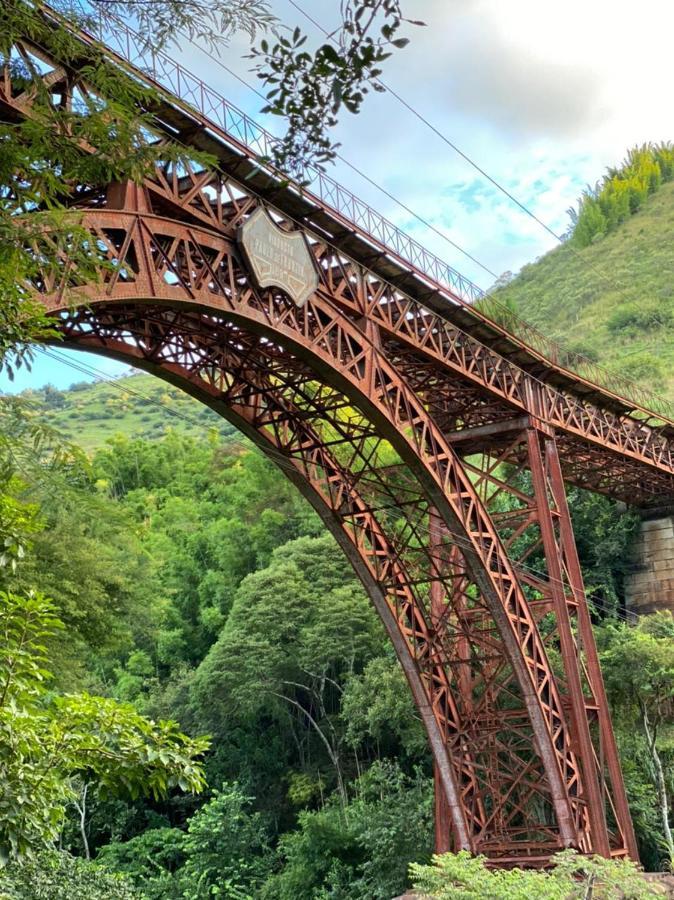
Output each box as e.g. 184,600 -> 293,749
129,0 -> 674,287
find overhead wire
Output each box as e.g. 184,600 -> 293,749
117,30 -> 671,436
0,7 -> 640,640
143,3 -> 673,420
172,29 -> 499,281
56,0 -> 672,419
9,12 -> 645,627
284,0 -> 664,348
285,0 -> 567,246
34,346 -> 637,624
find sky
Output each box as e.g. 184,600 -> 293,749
3,0 -> 674,393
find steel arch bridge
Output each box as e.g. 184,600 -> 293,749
4,4 -> 674,866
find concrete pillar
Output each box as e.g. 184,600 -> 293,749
625,515 -> 674,615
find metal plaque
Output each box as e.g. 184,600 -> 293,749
238,207 -> 318,307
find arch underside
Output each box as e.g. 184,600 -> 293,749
31,205 -> 635,863
52,299 -> 615,862
0,25 -> 640,861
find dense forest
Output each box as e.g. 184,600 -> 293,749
1,372 -> 673,897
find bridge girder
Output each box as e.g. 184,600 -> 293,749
32,206 -> 636,861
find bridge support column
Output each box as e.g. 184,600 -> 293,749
430,509 -> 452,855
625,512 -> 674,616
449,418 -> 638,859
543,433 -> 638,861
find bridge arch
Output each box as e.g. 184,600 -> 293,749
35,206 -> 605,859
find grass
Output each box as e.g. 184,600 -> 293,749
493,179 -> 674,400
18,374 -> 234,453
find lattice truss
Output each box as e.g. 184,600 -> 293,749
5,28 -> 671,864
33,199 -> 636,861
54,300 -> 605,862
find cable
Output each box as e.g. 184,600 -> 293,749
137,24 -> 665,426
42,0 -> 672,420
285,0 -> 566,246
172,30 -> 499,282
285,0 -> 670,375
36,346 -> 637,624
47,0 -> 669,419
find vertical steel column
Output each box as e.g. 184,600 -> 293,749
430,508 -> 453,855
544,437 -> 639,860
527,426 -> 610,855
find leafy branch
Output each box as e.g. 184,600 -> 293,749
250,0 -> 423,176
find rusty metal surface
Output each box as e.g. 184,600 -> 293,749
14,2 -> 674,421
1,17 -> 664,863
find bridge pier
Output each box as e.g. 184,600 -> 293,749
626,511 -> 674,616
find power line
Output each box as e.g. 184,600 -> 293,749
285,0 -> 661,341
64,1 -> 671,419
174,30 -> 499,281
286,0 -> 565,245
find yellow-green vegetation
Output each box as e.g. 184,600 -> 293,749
410,850 -> 664,899
18,374 -> 232,452
570,143 -> 674,248
493,173 -> 674,401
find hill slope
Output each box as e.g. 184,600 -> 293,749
17,374 -> 234,452
493,178 -> 674,401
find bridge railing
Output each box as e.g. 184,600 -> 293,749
60,7 -> 674,421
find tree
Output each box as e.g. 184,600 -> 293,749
178,783 -> 271,898
97,785 -> 272,899
96,827 -> 186,900
261,761 -> 433,900
0,589 -> 209,862
598,612 -> 674,864
341,653 -> 427,761
569,143 -> 674,246
192,535 -> 384,806
568,489 -> 640,615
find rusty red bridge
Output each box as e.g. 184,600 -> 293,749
4,4 -> 674,866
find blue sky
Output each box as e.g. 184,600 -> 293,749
3,0 -> 673,395
1,351 -> 136,393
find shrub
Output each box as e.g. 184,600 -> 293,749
0,850 -> 142,899
622,352 -> 664,383
607,303 -> 670,335
97,828 -> 185,900
409,849 -> 663,900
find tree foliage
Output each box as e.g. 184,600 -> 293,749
4,367 -> 674,892
598,613 -> 674,864
0,589 -> 208,863
0,0 -> 210,375
251,0 -> 422,174
87,0 -> 276,52
569,143 -> 674,247
0,850 -> 142,900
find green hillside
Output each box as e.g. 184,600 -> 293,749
17,373 -> 234,452
493,177 -> 674,401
